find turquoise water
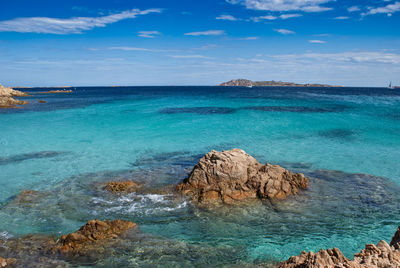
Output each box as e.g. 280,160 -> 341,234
0,86 -> 400,266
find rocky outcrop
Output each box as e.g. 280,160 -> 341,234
219,79 -> 255,87
177,149 -> 309,204
52,219 -> 137,255
276,226 -> 400,268
104,181 -> 138,193
0,257 -> 17,267
0,84 -> 29,108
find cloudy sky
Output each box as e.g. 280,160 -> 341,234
0,0 -> 399,87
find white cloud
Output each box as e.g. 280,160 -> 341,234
0,9 -> 161,34
251,15 -> 277,21
169,55 -> 210,59
271,51 -> 400,64
309,39 -> 326,43
363,2 -> 400,16
184,30 -> 225,36
240,36 -> 259,40
138,31 -> 161,38
347,6 -> 360,12
334,16 -> 349,19
216,15 -> 239,21
226,0 -> 333,12
251,13 -> 302,21
280,13 -> 302,19
274,28 -> 295,34
107,47 -> 171,53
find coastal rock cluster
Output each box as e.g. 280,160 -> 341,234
0,84 -> 29,108
276,226 -> 400,268
177,149 -> 309,204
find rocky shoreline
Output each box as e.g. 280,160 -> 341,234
0,83 -> 73,109
0,149 -> 399,267
0,84 -> 29,109
277,226 -> 400,267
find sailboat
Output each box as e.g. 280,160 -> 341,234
389,82 -> 392,88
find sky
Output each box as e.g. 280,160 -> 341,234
0,0 -> 399,87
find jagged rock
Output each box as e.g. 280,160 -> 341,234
390,226 -> 400,249
104,181 -> 138,193
276,248 -> 349,268
0,257 -> 17,267
276,225 -> 400,268
52,219 -> 137,255
177,149 -> 309,204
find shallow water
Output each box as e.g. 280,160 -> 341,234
0,86 -> 400,266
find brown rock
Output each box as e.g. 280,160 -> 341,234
105,181 -> 138,193
0,257 -> 17,267
38,100 -> 47,103
177,149 -> 309,204
53,219 -> 136,255
276,226 -> 400,268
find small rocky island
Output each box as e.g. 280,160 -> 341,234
219,79 -> 341,87
177,149 -> 309,204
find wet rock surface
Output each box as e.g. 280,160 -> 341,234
276,226 -> 400,268
177,149 -> 309,204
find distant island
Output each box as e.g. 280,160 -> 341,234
219,79 -> 342,87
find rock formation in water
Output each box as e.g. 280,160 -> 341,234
104,181 -> 138,193
0,84 -> 29,108
219,79 -> 341,87
36,90 -> 72,94
276,225 -> 400,268
177,149 -> 309,204
52,219 -> 137,255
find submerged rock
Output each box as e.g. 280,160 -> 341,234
276,225 -> 400,268
177,149 -> 309,204
104,181 -> 138,194
53,219 -> 137,255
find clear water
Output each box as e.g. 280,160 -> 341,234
1,86 -> 400,266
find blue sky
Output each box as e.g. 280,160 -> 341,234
0,0 -> 399,87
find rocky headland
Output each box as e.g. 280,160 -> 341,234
219,79 -> 342,87
0,84 -> 29,108
276,226 -> 400,267
177,149 -> 309,204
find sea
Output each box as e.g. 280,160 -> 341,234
0,86 -> 400,267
